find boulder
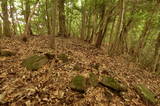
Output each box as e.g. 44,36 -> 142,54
22,55 -> 48,70
70,75 -> 87,93
100,76 -> 126,92
136,84 -> 157,105
88,72 -> 98,87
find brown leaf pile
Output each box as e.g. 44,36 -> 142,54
0,36 -> 160,106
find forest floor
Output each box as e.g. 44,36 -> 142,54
0,35 -> 160,106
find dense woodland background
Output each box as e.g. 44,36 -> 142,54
0,0 -> 160,72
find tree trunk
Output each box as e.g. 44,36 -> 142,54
58,0 -> 67,37
50,0 -> 57,49
46,0 -> 51,35
95,6 -> 115,48
110,0 -> 125,54
153,33 -> 160,72
0,22 -> 2,38
81,2 -> 87,40
24,0 -> 33,36
133,19 -> 151,59
1,0 -> 12,37
23,0 -> 39,40
9,0 -> 17,35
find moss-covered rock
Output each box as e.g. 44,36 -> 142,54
100,76 -> 126,92
22,55 -> 48,70
88,72 -> 98,87
136,84 -> 157,105
70,75 -> 87,93
57,53 -> 69,63
0,50 -> 16,57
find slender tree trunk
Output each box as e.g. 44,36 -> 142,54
89,14 -> 97,44
50,0 -> 57,49
9,0 -> 17,35
153,33 -> 160,72
133,19 -> 151,59
58,0 -> 67,37
108,15 -> 117,54
46,0 -> 51,35
23,0 -> 39,40
95,6 -> 115,48
24,0 -> 33,36
1,0 -> 12,37
110,0 -> 125,54
0,22 -> 2,38
81,2 -> 87,40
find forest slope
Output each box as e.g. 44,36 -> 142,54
0,36 -> 160,105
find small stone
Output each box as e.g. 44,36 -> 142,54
135,84 -> 157,105
70,75 -> 87,93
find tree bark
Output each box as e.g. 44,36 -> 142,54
81,1 -> 87,40
0,22 -> 2,38
46,0 -> 51,35
23,0 -> 39,39
9,0 -> 17,35
1,0 -> 12,37
50,0 -> 57,49
110,0 -> 125,54
58,0 -> 67,37
95,6 -> 115,48
153,33 -> 160,72
24,0 -> 33,36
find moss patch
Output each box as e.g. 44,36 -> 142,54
136,84 -> 157,105
100,76 -> 126,92
70,75 -> 87,93
88,72 -> 98,87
